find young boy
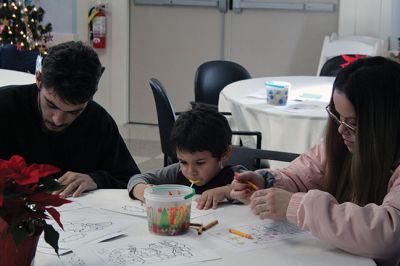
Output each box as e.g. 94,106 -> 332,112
127,105 -> 246,209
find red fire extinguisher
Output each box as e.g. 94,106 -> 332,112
89,5 -> 106,49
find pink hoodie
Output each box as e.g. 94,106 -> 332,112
266,142 -> 400,266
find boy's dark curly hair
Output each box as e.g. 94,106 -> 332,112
170,105 -> 232,159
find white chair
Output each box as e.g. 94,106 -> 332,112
317,34 -> 387,75
330,33 -> 388,57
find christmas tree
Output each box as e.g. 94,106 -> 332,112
0,0 -> 52,52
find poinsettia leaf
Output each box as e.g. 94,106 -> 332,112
22,164 -> 60,182
28,212 -> 48,220
45,207 -> 64,230
10,225 -> 29,247
0,178 -> 4,206
9,155 -> 27,169
43,222 -> 59,255
27,192 -> 71,207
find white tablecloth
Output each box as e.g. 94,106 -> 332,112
34,189 -> 374,266
219,76 -> 335,167
0,69 -> 35,87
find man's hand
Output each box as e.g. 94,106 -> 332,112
55,171 -> 97,198
195,186 -> 230,210
250,187 -> 293,220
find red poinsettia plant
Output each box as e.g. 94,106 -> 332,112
0,155 -> 71,254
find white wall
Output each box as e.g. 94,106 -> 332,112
40,0 -> 78,45
35,0 -> 400,124
391,0 -> 400,51
338,0 -> 394,50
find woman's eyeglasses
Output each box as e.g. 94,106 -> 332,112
325,105 -> 356,132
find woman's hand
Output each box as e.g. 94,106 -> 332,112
230,171 -> 264,204
250,187 -> 293,220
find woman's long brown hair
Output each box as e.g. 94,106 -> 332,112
324,57 -> 400,206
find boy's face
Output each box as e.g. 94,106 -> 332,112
176,150 -> 227,186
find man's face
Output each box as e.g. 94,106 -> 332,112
37,87 -> 87,133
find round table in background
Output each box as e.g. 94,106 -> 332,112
219,76 -> 335,167
0,69 -> 35,87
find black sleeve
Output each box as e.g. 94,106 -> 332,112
88,117 -> 140,189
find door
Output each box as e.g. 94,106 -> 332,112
129,1 -> 227,124
129,0 -> 338,124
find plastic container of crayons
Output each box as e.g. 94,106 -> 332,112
144,184 -> 195,236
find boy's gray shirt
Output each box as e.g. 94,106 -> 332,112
127,163 -> 246,199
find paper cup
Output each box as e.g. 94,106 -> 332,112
265,81 -> 290,106
144,185 -> 194,236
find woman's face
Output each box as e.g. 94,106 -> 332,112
332,91 -> 357,152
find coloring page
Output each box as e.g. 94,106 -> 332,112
70,235 -> 221,266
37,209 -> 134,252
208,220 -> 309,251
57,199 -> 92,212
60,252 -> 89,266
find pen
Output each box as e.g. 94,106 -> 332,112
228,228 -> 253,239
202,220 -> 219,231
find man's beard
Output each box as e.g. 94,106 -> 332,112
40,120 -> 68,135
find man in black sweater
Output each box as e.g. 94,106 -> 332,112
0,41 -> 140,197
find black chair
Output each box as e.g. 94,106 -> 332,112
227,146 -> 300,171
149,78 -> 262,166
149,78 -> 178,166
191,60 -> 251,113
0,44 -> 39,73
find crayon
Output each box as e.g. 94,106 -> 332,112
228,228 -> 253,239
202,220 -> 219,231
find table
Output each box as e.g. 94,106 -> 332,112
0,69 -> 35,87
35,189 -> 374,266
219,76 -> 335,166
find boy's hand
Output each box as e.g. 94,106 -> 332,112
132,183 -> 153,201
195,186 -> 231,210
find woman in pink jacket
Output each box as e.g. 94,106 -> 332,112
231,56 -> 400,266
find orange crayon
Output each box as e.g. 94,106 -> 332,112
228,228 -> 253,239
246,181 -> 258,190
234,172 -> 258,190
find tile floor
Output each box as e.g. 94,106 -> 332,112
119,124 -> 164,173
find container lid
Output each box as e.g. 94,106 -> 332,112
144,184 -> 195,202
264,81 -> 291,89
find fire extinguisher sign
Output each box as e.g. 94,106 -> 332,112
89,5 -> 106,49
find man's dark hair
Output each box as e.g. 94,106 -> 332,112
170,105 -> 232,159
41,41 -> 103,104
